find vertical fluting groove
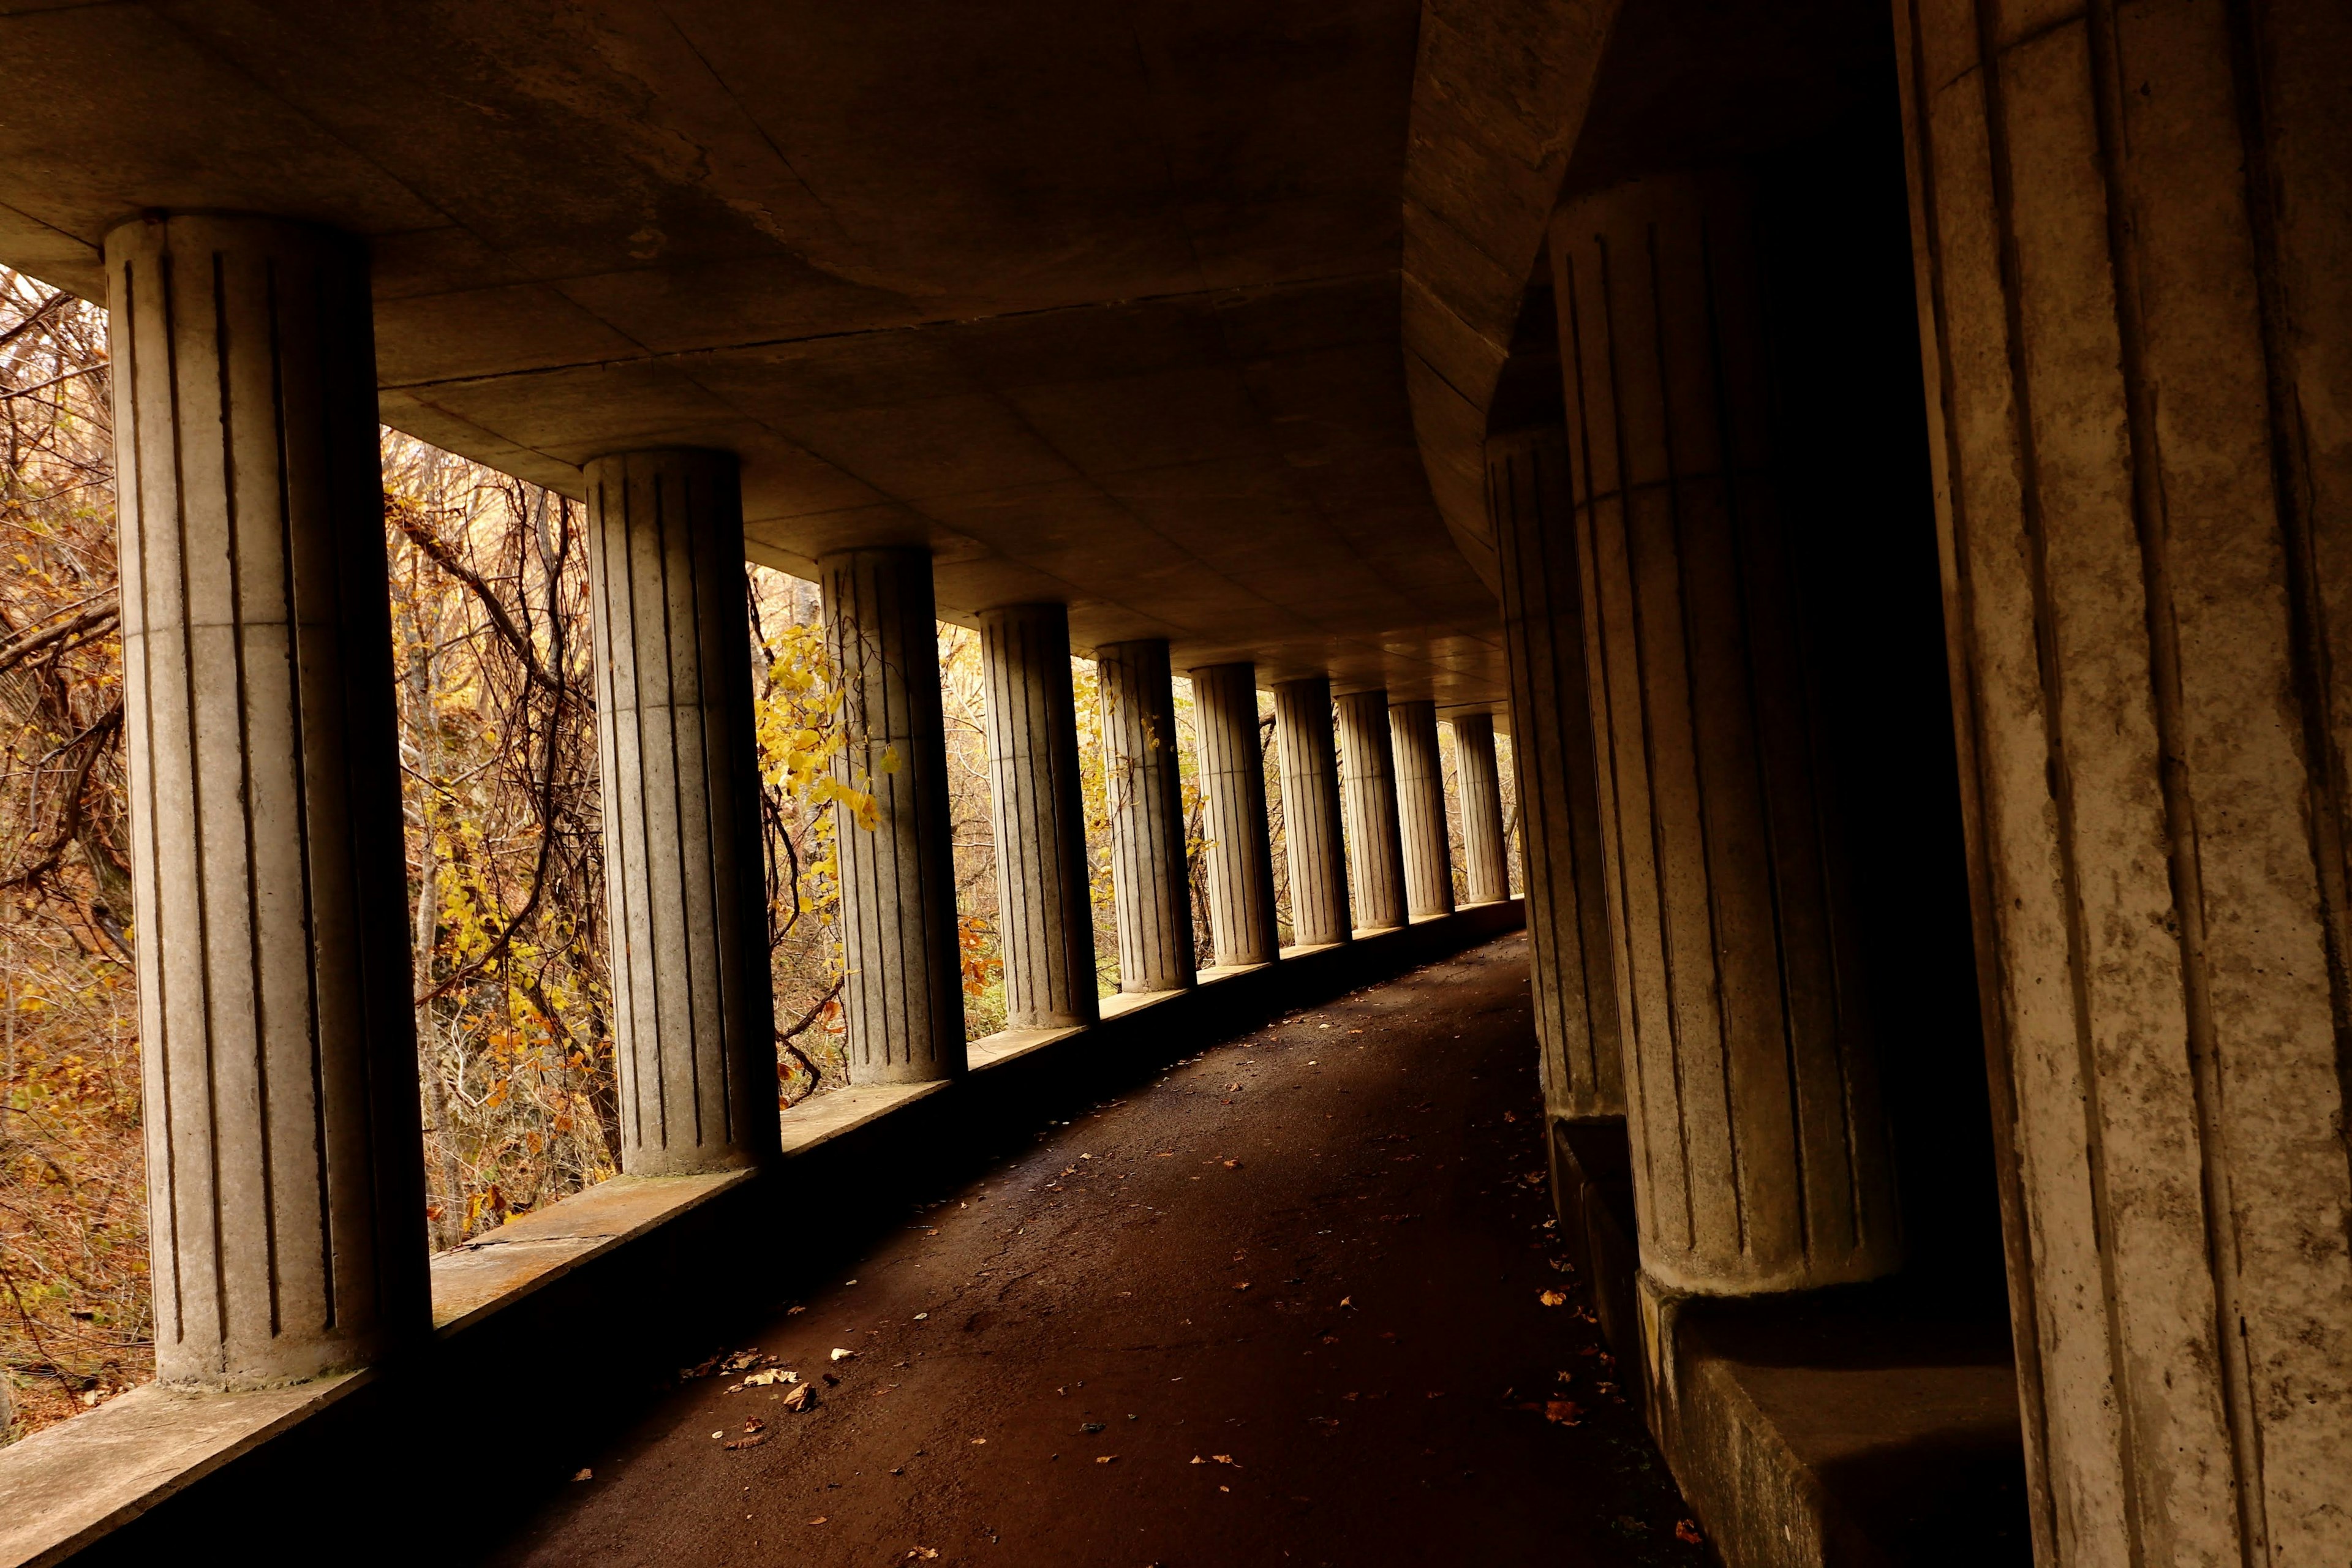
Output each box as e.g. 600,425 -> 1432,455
107,214 -> 425,1387
1489,412 -> 1624,1126
267,261 -> 333,1333
1964,8 -> 2155,1558
1390,699 -> 1455,919
214,251 -> 287,1334
1450,713 -> 1511,903
1553,176 -> 1896,1295
822,548 -> 965,1079
1098,639 -> 1194,991
981,605 -> 1096,1028
1567,243 -> 1672,1233
2084,1 -> 2267,1555
1273,677 -> 1350,947
1891,0 -> 2058,1549
586,450 -> 776,1171
1188,663 -> 1279,967
1334,690 -> 1407,930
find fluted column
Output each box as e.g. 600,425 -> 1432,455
1390,699 -> 1455,918
1333,690 -> 1408,930
1188,663 -> 1279,967
1552,173 -> 1898,1295
1273,677 -> 1349,946
586,450 -> 776,1175
107,214 -> 425,1386
821,548 -> 965,1082
1490,427 -> 1624,1129
1451,713 -> 1512,903
979,605 -> 1096,1028
1897,2 -> 2352,1558
1096,639 -> 1194,992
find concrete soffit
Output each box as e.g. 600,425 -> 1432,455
1398,0 -> 1621,597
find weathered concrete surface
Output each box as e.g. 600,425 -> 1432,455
1188,662 -> 1280,967
1896,0 -> 2352,1557
0,1375 -> 370,1568
1335,688 -> 1409,930
1273,677 -> 1351,947
1390,697 -> 1455,918
487,933 -> 1706,1567
1487,426 -> 1622,1125
823,547 -> 966,1082
1555,176 -> 1898,1297
105,213 -> 428,1387
1450,712 -> 1512,904
587,449 -> 778,1174
0,4 -> 1508,704
1097,639 -> 1195,993
979,605 -> 1097,1028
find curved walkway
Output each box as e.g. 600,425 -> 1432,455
491,935 -> 1704,1567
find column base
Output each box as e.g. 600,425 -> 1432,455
1629,1269 -> 2029,1568
1548,1118 -> 2029,1568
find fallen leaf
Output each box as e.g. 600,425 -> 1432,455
1539,1291 -> 1569,1307
907,1551 -> 939,1561
971,1438 -> 987,1445
1191,1455 -> 1205,1464
787,1306 -> 806,1316
743,1419 -> 766,1434
829,1348 -> 856,1362
1096,1455 -> 1118,1464
571,1468 -> 593,1482
740,1368 -> 797,1388
807,1517 -> 827,1526
1675,1520 -> 1705,1545
725,1432 -> 769,1450
1223,1159 -> 1241,1169
1234,1281 -> 1251,1291
1545,1399 -> 1583,1426
913,1313 -> 929,1321
781,1383 -> 815,1412
1338,1296 -> 1352,1308
1212,1454 -> 1239,1467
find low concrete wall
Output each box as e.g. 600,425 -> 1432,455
0,902 -> 1523,1568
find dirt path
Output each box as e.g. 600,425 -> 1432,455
491,934 -> 1705,1567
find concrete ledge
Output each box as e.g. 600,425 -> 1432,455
1637,1280 -> 2031,1567
1547,1115 -> 2030,1568
0,899 -> 1523,1567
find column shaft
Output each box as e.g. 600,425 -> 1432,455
1273,677 -> 1350,946
1188,663 -> 1279,966
1390,699 -> 1455,918
1451,713 -> 1512,903
586,450 -> 775,1175
821,548 -> 964,1082
1491,427 -> 1625,1128
1897,1 -> 2352,1556
1553,173 -> 1898,1294
1096,639 -> 1194,991
980,605 -> 1096,1028
1334,690 -> 1408,930
108,214 -> 426,1386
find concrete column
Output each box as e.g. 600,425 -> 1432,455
820,548 -> 965,1082
1187,663 -> 1279,967
1272,677 -> 1349,947
1489,426 -> 1624,1129
1096,639 -> 1194,992
106,214 -> 426,1386
979,605 -> 1096,1028
1896,2 -> 2352,1557
1389,699 -> 1455,918
585,450 -> 776,1175
1551,174 -> 1898,1295
1333,690 -> 1408,930
1451,712 -> 1512,903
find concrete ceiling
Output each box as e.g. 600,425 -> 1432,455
0,0 -> 1515,706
